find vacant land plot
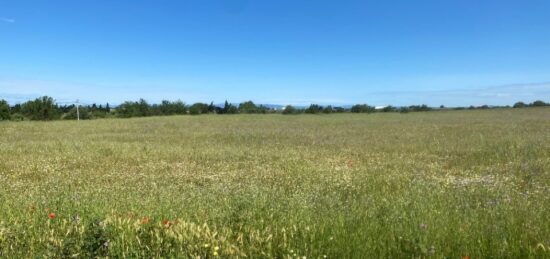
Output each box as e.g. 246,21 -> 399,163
0,108 -> 549,258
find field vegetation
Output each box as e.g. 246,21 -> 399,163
0,108 -> 549,258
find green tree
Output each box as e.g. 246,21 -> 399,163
305,104 -> 323,114
21,96 -> 59,120
351,104 -> 375,113
189,104 -> 201,115
222,101 -> 238,114
0,99 -> 10,120
158,100 -> 186,115
513,102 -> 526,108
189,103 -> 210,115
282,105 -> 298,115
239,101 -> 258,114
208,102 -> 216,113
62,106 -> 92,120
381,106 -> 396,112
531,100 -> 547,107
322,105 -> 333,114
116,99 -> 151,118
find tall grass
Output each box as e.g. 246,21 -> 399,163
0,108 -> 549,258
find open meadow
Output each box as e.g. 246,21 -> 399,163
0,108 -> 549,258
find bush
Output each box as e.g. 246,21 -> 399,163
9,113 -> 26,121
239,101 -> 258,114
381,106 -> 396,112
0,99 -> 10,121
513,102 -> 526,108
531,100 -> 547,107
157,100 -> 187,115
21,96 -> 59,120
220,101 -> 238,114
282,105 -> 298,115
305,104 -> 323,114
189,103 -> 210,115
116,99 -> 150,118
351,104 -> 375,113
189,104 -> 201,115
322,105 -> 333,114
62,106 -> 92,120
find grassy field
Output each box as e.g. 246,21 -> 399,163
0,108 -> 549,258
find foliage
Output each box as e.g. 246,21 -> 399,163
21,96 -> 59,120
532,100 -> 548,107
62,106 -> 92,120
381,105 -> 397,112
196,103 -> 212,114
116,99 -> 151,118
238,101 -> 258,114
408,104 -> 432,112
189,103 -> 210,115
351,104 -> 375,113
282,105 -> 299,114
155,100 -> 187,115
304,104 -> 323,114
220,100 -> 238,114
0,99 -> 10,121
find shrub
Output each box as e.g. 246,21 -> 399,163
531,100 -> 547,107
282,105 -> 298,115
239,101 -> 258,114
322,105 -> 333,114
21,96 -> 59,120
189,103 -> 205,115
305,104 -> 323,114
351,104 -> 375,113
513,102 -> 526,108
0,99 -> 10,121
62,106 -> 92,120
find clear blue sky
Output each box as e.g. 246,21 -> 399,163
1,0 -> 549,106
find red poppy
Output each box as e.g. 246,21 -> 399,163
462,256 -> 471,259
48,213 -> 56,219
162,219 -> 171,227
141,216 -> 150,224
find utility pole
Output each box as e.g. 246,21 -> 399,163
76,99 -> 80,121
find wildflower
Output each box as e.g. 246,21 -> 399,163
419,223 -> 427,230
213,251 -> 219,256
162,219 -> 170,227
214,246 -> 220,251
48,212 -> 56,219
141,216 -> 150,224
204,244 -> 210,248
462,256 -> 470,259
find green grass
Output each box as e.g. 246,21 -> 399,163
1,108 -> 549,258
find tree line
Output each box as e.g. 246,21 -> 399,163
0,96 -> 548,121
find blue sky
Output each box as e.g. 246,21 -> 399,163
1,0 -> 549,106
